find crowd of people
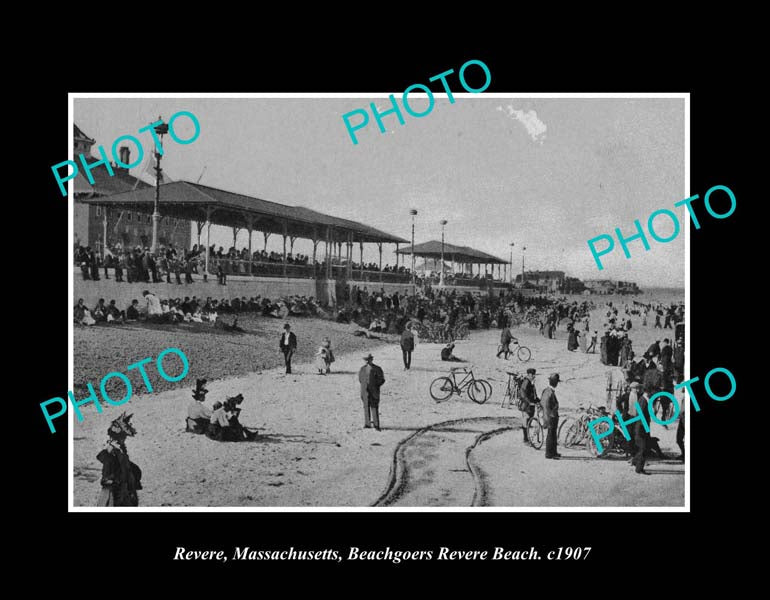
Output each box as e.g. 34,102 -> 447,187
75,243 -> 204,284
73,291 -> 325,327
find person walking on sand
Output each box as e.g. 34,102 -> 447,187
400,325 -> 415,370
358,353 -> 385,430
542,373 -> 561,459
587,330 -> 598,354
279,323 -> 297,374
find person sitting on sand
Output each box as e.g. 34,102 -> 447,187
126,299 -> 141,321
206,395 -> 257,441
74,298 -> 96,326
186,379 -> 212,434
106,300 -> 125,324
441,342 -> 463,362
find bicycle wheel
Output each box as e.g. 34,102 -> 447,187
587,420 -> 611,457
517,346 -> 532,362
429,377 -> 454,402
468,380 -> 487,404
479,379 -> 493,401
558,416 -> 576,446
563,420 -> 583,448
527,418 -> 544,449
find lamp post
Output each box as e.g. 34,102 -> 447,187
439,219 -> 447,286
509,242 -> 515,285
150,117 -> 169,255
410,209 -> 418,294
521,246 -> 527,289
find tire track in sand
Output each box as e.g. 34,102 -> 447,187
373,416 -> 516,507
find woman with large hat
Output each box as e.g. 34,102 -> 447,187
96,413 -> 142,506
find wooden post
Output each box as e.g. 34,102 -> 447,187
246,215 -> 253,276
378,242 -> 383,282
204,207 -> 212,281
282,221 -> 287,277
312,227 -> 318,278
359,241 -> 364,280
102,206 -> 108,259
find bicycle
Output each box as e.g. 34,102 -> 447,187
562,404 -> 625,457
497,340 -> 532,362
501,371 -> 525,409
430,366 -> 492,404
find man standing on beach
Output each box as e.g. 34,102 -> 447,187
358,353 -> 385,430
279,323 -> 297,374
542,373 -> 561,459
400,325 -> 415,370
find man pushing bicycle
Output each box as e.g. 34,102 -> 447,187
518,368 -> 538,443
497,325 -> 517,359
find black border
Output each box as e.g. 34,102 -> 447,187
25,41 -> 746,581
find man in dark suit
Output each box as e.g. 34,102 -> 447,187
630,384 -> 654,474
358,353 -> 385,430
279,323 -> 297,374
542,373 -> 561,459
400,325 -> 415,370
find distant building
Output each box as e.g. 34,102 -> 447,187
73,124 -> 191,254
515,270 -> 565,293
584,279 -> 641,295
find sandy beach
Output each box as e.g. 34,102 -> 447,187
73,290 -> 684,508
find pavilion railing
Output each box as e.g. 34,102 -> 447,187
206,258 -> 412,283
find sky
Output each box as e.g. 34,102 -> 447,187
74,95 -> 685,287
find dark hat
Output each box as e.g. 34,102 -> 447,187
527,368 -> 537,375
192,378 -> 208,399
108,412 -> 136,438
363,353 -> 374,361
549,373 -> 561,383
283,323 -> 291,330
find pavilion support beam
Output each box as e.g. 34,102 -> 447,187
246,215 -> 253,276
290,236 -> 297,256
232,226 -> 241,249
282,220 -> 288,277
263,232 -> 270,251
359,241 -> 364,280
102,205 -> 108,259
312,227 -> 319,278
326,227 -> 333,279
378,242 -> 383,283
346,233 -> 353,281
395,243 -> 399,268
204,206 -> 212,282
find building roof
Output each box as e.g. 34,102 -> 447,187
77,180 -> 409,245
396,240 -> 507,264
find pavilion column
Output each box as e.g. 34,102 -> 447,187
395,243 -> 399,268
204,207 -> 212,282
312,227 -> 318,278
263,232 -> 270,251
326,227 -> 333,279
102,206 -> 108,259
378,242 -> 383,282
282,221 -> 288,277
246,216 -> 253,277
359,242 -> 364,280
347,233 -> 353,281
